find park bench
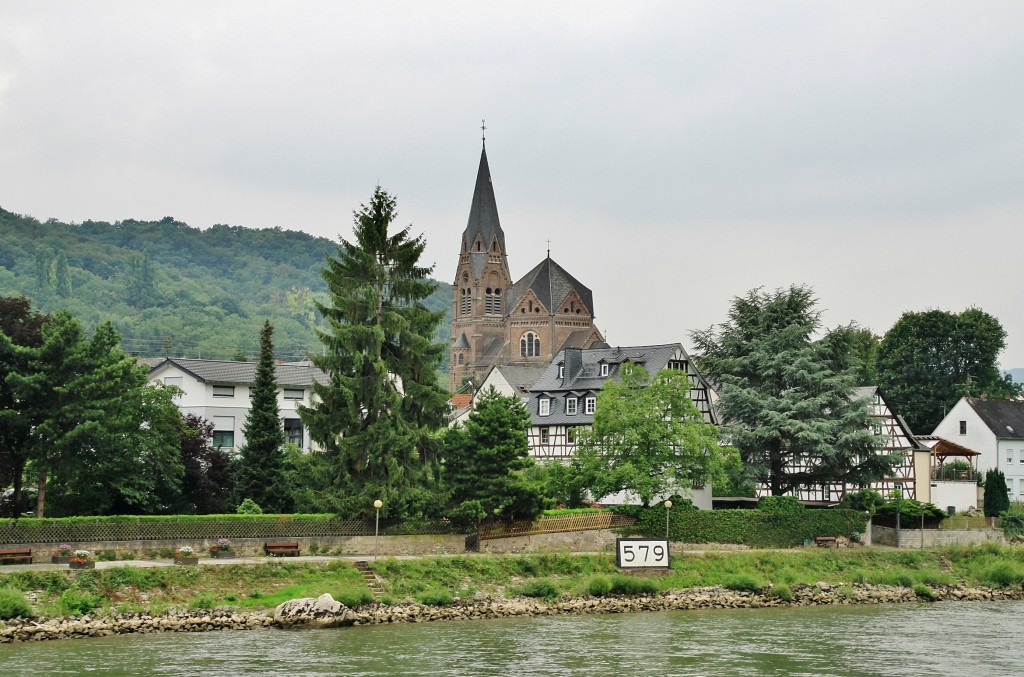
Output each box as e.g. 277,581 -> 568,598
264,541 -> 300,557
0,548 -> 32,564
813,536 -> 837,548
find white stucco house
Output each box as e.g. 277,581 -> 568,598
147,358 -> 328,453
932,397 -> 1024,501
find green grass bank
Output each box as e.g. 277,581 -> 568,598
3,544 -> 1024,622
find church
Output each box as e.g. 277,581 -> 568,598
448,142 -> 606,392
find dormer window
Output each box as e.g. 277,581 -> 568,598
585,396 -> 596,414
600,363 -> 609,377
539,398 -> 550,416
566,397 -> 578,415
558,364 -> 564,378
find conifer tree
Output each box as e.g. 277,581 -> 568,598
984,468 -> 1010,517
442,387 -> 545,525
301,187 -> 448,518
692,285 -> 895,497
233,320 -> 291,513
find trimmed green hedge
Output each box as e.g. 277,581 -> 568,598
0,514 -> 461,545
623,505 -> 868,548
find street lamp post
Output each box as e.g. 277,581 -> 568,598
373,499 -> 383,561
664,500 -> 673,540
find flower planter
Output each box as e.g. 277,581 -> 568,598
51,555 -> 71,565
69,561 -> 95,569
211,550 -> 236,559
174,557 -> 199,566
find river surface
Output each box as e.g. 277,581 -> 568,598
1,601 -> 1020,676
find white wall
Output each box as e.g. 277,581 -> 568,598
930,480 -> 981,514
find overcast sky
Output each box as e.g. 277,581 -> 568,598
2,2 -> 1022,368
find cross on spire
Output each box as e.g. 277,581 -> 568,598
481,118 -> 486,147
546,239 -> 551,258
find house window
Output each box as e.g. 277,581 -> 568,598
558,365 -> 564,378
284,418 -> 303,447
566,397 -> 578,415
668,359 -> 688,371
539,398 -> 550,416
585,396 -> 596,414
164,376 -> 183,387
567,427 -> 576,444
520,332 -> 541,358
600,363 -> 609,377
959,421 -> 967,435
1007,479 -> 1013,494
539,427 -> 550,445
283,388 -> 304,400
1009,449 -> 1015,464
213,385 -> 235,398
212,416 -> 234,449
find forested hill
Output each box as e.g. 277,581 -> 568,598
0,207 -> 453,365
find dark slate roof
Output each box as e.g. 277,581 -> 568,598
557,330 -> 600,353
492,364 -> 547,395
480,336 -> 505,359
453,332 -> 470,349
462,147 -> 507,263
966,398 -> 1024,440
151,358 -> 328,387
526,343 -> 688,425
505,256 -> 595,318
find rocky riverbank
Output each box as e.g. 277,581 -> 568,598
4,582 -> 1024,643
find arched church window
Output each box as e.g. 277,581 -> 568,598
485,288 -> 493,314
520,332 -> 541,358
460,288 -> 471,315
494,289 -> 502,315
458,354 -> 464,365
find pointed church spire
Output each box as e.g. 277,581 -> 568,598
462,140 -> 506,258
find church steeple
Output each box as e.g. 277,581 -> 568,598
462,145 -> 507,261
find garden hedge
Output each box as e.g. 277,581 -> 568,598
624,505 -> 868,548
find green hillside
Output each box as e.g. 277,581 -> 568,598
0,207 -> 453,367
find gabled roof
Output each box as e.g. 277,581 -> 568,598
150,358 -> 328,387
505,256 -> 594,318
488,364 -> 547,394
461,147 -> 508,266
453,332 -> 470,349
965,398 -> 1024,440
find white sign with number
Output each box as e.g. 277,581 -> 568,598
615,538 -> 670,570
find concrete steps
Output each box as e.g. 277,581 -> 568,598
353,560 -> 383,599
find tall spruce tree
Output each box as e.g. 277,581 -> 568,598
300,187 -> 448,518
233,320 -> 291,513
692,285 -> 895,497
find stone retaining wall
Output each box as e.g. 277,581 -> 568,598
4,583 -> 1022,643
872,525 -> 1005,548
478,528 -> 619,554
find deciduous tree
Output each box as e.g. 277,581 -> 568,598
301,187 -> 449,517
692,285 -> 894,497
877,308 -> 1020,434
571,364 -> 729,506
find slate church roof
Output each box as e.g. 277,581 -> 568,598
505,256 -> 595,318
461,146 -> 508,279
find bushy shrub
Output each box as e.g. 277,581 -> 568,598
56,587 -> 102,616
189,593 -> 215,610
769,584 -> 792,601
1001,503 -> 1024,540
984,469 -> 1010,517
514,578 -> 561,600
0,588 -> 33,620
912,584 -> 936,601
609,575 -> 658,596
586,575 -> 613,597
415,588 -> 453,606
722,574 -> 764,592
758,496 -> 803,514
236,498 -> 263,515
838,489 -> 885,515
982,563 -> 1024,587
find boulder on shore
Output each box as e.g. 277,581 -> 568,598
274,593 -> 355,628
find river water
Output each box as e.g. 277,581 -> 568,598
2,601 -> 1020,676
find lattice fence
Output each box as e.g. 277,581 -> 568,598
478,512 -> 636,540
0,515 -> 458,545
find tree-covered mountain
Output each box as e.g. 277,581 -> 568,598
0,207 -> 452,368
